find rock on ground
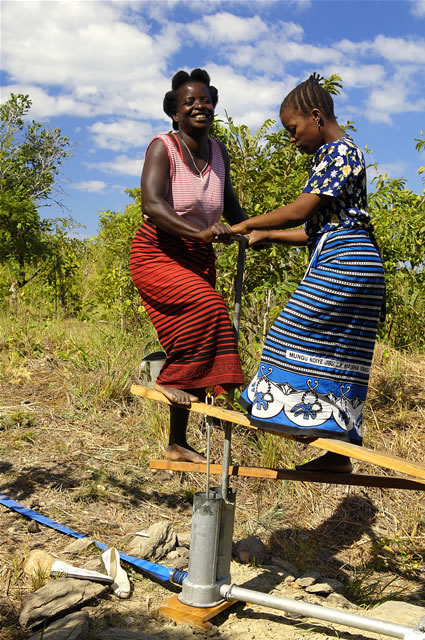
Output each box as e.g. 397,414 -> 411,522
19,578 -> 107,629
233,536 -> 268,565
305,579 -> 344,595
94,629 -> 153,640
325,592 -> 354,609
27,610 -> 89,640
370,600 -> 425,628
24,550 -> 55,577
62,538 -> 96,556
295,571 -> 321,588
126,521 -> 177,561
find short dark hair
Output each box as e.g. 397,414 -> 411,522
163,68 -> 218,130
280,73 -> 335,120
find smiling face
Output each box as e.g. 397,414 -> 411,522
280,105 -> 324,155
173,82 -> 214,133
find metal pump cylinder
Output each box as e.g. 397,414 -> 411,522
216,488 -> 236,583
179,489 -> 223,607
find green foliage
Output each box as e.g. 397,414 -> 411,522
367,163 -> 425,349
85,189 -> 144,328
414,130 -> 425,187
0,93 -> 72,295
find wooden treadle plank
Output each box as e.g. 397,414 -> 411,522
131,384 -> 425,481
149,460 -> 425,490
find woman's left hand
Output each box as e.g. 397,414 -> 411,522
198,222 -> 233,243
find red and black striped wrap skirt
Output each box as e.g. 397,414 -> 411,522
130,220 -> 244,395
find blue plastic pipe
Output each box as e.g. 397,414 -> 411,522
0,492 -> 187,585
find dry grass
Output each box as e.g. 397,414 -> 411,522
0,308 -> 424,636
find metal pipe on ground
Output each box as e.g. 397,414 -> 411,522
219,584 -> 425,640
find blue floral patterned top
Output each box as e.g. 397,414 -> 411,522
302,136 -> 371,249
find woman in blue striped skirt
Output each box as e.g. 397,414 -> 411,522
231,74 -> 385,473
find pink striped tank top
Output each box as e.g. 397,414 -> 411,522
146,133 -> 225,231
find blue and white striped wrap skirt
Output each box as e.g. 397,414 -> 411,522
239,229 -> 385,443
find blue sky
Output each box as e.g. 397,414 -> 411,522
2,0 -> 425,237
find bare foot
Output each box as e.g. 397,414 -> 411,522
295,452 -> 353,474
164,444 -> 207,463
155,384 -> 199,407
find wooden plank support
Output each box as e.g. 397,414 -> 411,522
156,593 -> 236,629
132,384 -> 425,482
150,460 -> 425,490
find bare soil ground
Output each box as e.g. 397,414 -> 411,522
1,337 -> 424,639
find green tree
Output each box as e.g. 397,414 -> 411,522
0,93 -> 70,288
88,189 -> 142,328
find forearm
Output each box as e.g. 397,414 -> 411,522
264,228 -> 309,245
142,200 -> 202,239
245,201 -> 308,231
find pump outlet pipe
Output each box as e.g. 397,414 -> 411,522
219,584 -> 425,640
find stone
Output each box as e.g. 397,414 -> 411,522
24,550 -> 55,578
233,536 -> 268,565
27,610 -> 89,639
28,520 -> 41,533
126,521 -> 177,561
96,630 -> 152,640
153,470 -> 172,482
371,601 -> 425,628
164,546 -> 190,570
271,557 -> 300,577
322,578 -> 344,593
326,593 -> 354,609
305,582 -> 335,595
19,578 -> 107,629
284,574 -> 296,583
62,538 -> 96,556
176,531 -> 191,548
295,571 -> 321,588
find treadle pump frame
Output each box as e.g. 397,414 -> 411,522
134,236 -> 425,638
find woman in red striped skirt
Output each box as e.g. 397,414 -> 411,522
130,69 -> 246,463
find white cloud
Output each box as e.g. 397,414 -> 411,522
1,84 -> 97,119
221,31 -> 340,73
88,120 -> 154,151
284,0 -> 313,9
322,64 -> 386,89
1,1 -> 179,120
372,35 -> 425,64
187,13 -> 269,43
366,73 -> 425,124
207,64 -> 294,128
72,180 -> 107,193
87,154 -> 143,177
411,0 -> 425,17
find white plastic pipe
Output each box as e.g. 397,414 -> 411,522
220,584 -> 425,640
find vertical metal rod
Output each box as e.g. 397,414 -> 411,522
221,236 -> 247,500
206,416 -> 211,499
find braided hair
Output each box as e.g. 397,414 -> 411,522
163,68 -> 218,130
280,73 -> 335,119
